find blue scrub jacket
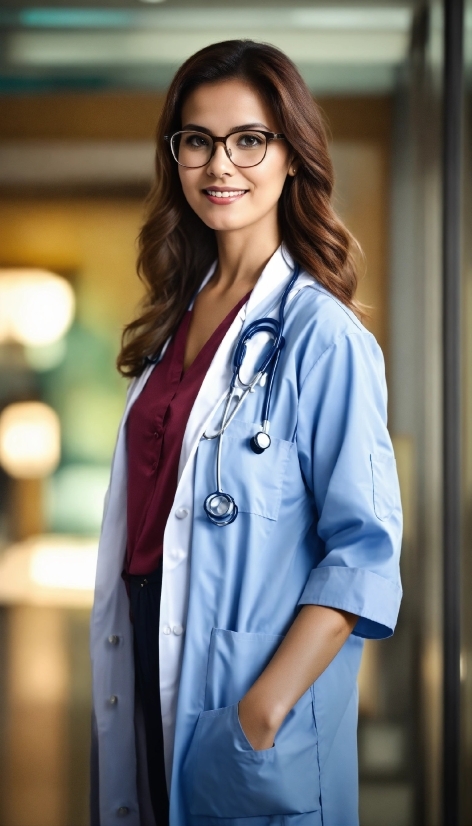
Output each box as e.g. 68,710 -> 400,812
173,283 -> 402,825
91,269 -> 403,826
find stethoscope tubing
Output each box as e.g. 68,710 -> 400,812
203,263 -> 300,525
202,370 -> 264,441
204,263 -> 300,439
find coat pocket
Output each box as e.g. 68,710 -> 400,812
370,451 -> 399,521
197,419 -> 293,521
184,629 -> 320,818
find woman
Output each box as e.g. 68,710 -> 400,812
90,40 -> 402,826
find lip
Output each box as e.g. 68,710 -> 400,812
202,187 -> 249,205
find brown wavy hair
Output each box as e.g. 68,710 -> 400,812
118,39 -> 361,377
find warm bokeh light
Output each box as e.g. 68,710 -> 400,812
0,268 -> 75,347
0,402 -> 61,478
0,535 -> 98,608
30,539 -> 98,591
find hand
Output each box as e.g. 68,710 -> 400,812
237,693 -> 281,751
238,607 -> 358,752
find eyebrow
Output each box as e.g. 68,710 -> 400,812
181,122 -> 271,134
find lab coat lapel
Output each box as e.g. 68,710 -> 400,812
244,244 -> 293,321
176,246 -> 295,483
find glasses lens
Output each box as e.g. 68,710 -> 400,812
227,131 -> 267,167
173,131 -> 213,167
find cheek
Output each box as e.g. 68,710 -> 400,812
178,171 -> 201,203
250,166 -> 288,204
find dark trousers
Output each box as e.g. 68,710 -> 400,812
129,562 -> 169,826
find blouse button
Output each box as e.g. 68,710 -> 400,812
175,507 -> 189,519
162,625 -> 171,635
173,624 -> 184,636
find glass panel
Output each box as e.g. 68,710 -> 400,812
388,3 -> 444,824
461,0 -> 472,821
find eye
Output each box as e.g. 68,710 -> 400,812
236,132 -> 264,149
184,132 -> 211,150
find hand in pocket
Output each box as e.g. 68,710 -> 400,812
237,695 -> 277,751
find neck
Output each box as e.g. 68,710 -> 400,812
213,213 -> 281,293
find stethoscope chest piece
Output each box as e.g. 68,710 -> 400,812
250,431 -> 271,454
204,491 -> 238,526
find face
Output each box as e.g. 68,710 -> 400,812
177,78 -> 295,235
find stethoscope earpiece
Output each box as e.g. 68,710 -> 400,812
250,431 -> 271,454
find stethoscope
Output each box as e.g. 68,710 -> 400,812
202,262 -> 300,527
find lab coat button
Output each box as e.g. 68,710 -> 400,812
173,624 -> 184,636
108,635 -> 119,645
175,507 -> 189,519
163,625 -> 171,635
109,695 -> 118,705
117,807 -> 129,816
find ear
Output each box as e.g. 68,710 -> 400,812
287,158 -> 299,177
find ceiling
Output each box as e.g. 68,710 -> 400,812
0,2 -> 417,95
1,0 -> 416,9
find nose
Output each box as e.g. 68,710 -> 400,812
205,141 -> 233,177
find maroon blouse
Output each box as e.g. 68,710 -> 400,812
126,292 -> 251,575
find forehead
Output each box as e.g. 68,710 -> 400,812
180,78 -> 278,132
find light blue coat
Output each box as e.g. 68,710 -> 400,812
90,249 -> 403,826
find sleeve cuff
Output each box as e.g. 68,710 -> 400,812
297,566 -> 402,639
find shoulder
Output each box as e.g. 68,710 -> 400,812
288,278 -> 365,340
286,278 -> 384,380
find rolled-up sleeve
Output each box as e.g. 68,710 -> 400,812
296,331 -> 403,639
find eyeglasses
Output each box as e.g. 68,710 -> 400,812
165,129 -> 286,169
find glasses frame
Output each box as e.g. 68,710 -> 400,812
164,129 -> 286,169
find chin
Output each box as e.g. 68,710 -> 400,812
205,220 -> 245,232
198,212 -> 254,233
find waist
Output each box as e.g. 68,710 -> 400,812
123,560 -> 163,588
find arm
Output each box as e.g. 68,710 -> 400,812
240,331 -> 402,750
239,605 -> 357,750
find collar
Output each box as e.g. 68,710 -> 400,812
127,245 -> 305,410
244,245 -> 294,319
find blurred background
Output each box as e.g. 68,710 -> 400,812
0,0 -> 470,824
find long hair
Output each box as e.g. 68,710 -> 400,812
117,39 -> 362,377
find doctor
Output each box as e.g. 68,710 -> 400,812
90,39 -> 402,826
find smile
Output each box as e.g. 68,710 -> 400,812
203,188 -> 248,203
